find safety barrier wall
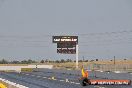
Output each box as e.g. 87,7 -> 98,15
0,65 -> 53,72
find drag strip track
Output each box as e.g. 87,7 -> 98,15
0,70 -> 132,88
0,72 -> 107,88
20,72 -> 132,88
0,72 -> 84,88
0,72 -> 49,88
20,72 -> 80,85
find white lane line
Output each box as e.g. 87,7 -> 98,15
70,82 -> 75,84
43,77 -> 47,79
59,80 -> 64,82
31,75 -> 35,76
94,86 -> 105,88
75,83 -> 80,85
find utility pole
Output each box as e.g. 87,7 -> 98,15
114,56 -> 115,65
83,56 -> 84,61
114,56 -> 116,71
76,44 -> 79,69
82,56 -> 84,68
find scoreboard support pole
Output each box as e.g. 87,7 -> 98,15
76,44 -> 79,69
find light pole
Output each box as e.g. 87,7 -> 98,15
114,56 -> 116,71
76,44 -> 79,69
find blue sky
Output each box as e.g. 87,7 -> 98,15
0,0 -> 132,61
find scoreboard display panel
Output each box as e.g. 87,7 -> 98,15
52,36 -> 78,54
57,48 -> 76,54
57,42 -> 76,48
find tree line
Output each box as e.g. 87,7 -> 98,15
0,59 -> 36,64
0,58 -> 99,64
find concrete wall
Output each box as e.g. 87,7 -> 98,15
0,65 -> 53,72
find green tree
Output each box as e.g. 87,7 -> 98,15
11,60 -> 20,64
40,60 -> 44,63
0,59 -> 8,64
60,59 -> 65,63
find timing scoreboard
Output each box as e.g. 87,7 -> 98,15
52,36 -> 78,54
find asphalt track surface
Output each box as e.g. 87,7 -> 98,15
0,69 -> 132,88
